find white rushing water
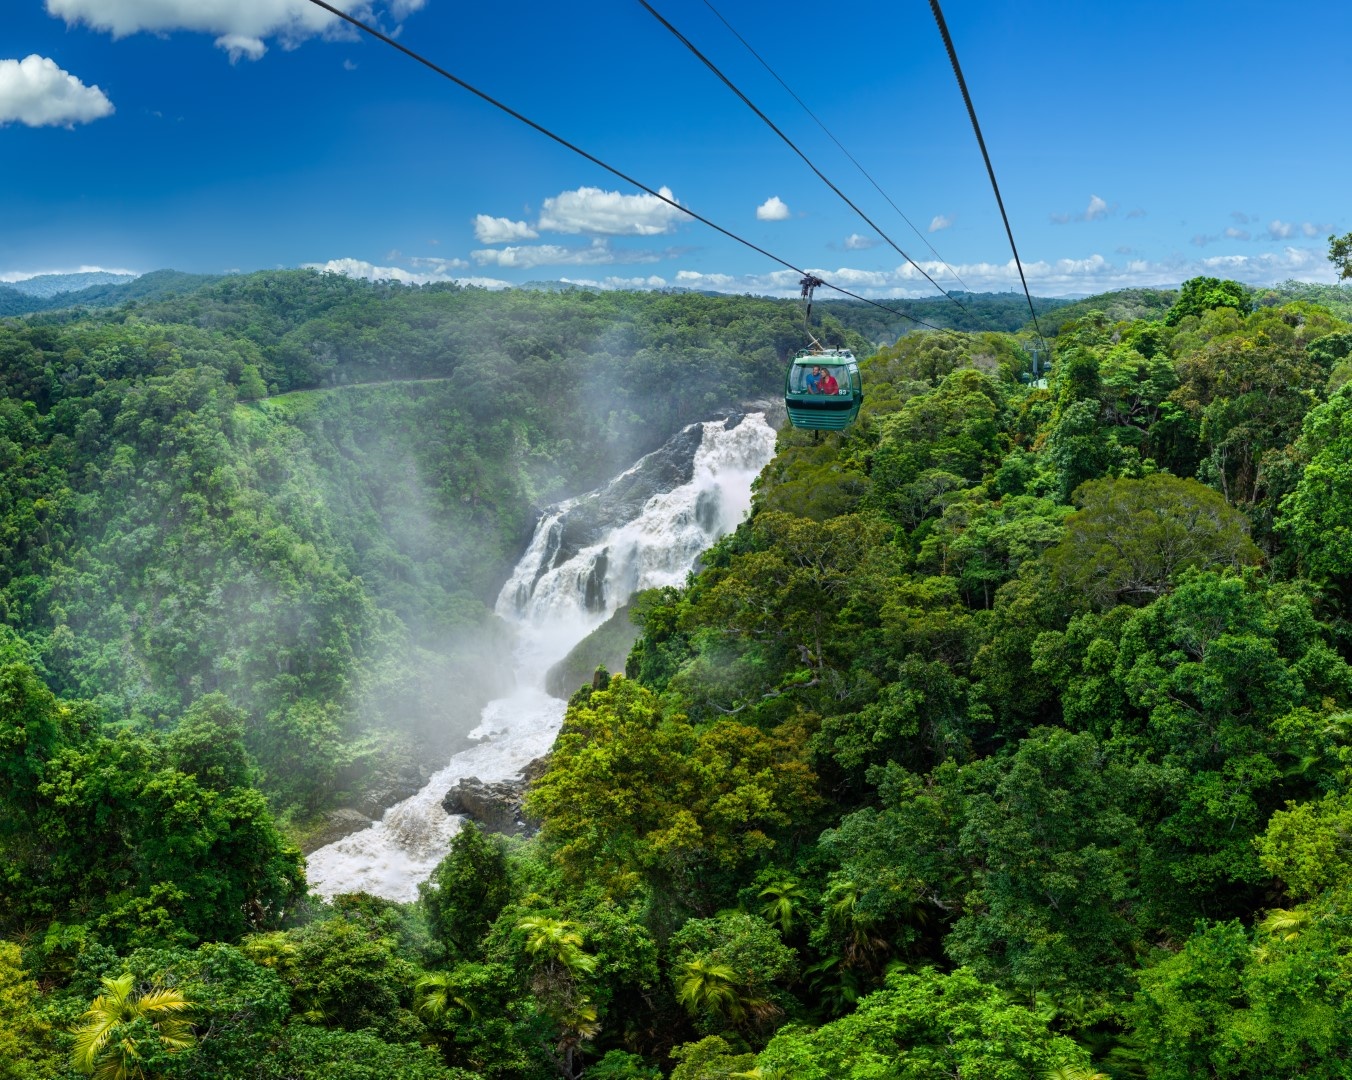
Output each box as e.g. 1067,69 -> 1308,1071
305,413 -> 777,901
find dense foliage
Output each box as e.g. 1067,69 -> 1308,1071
5,272 -> 1352,1077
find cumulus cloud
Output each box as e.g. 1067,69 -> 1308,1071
1051,194 -> 1115,224
1269,220 -> 1294,239
44,0 -> 421,62
537,186 -> 684,236
216,34 -> 266,63
408,255 -> 469,271
473,215 -> 538,243
1231,211 -> 1253,224
306,257 -> 508,288
667,245 -> 1338,300
928,214 -> 953,232
843,233 -> 878,250
1302,221 -> 1335,237
0,55 -> 114,127
1224,226 -> 1251,241
756,196 -> 791,221
471,239 -> 670,270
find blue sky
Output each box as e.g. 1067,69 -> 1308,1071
2,0 -> 1348,297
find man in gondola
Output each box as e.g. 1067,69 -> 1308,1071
804,366 -> 822,394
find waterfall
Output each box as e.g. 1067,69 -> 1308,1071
305,412 -> 777,901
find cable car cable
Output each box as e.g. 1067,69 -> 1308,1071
699,0 -> 973,297
638,0 -> 967,312
927,0 -> 1047,349
299,0 -> 957,336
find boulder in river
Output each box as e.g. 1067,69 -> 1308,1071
441,757 -> 547,836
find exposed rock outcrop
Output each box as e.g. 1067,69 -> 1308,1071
441,756 -> 548,836
354,762 -> 428,819
303,808 -> 373,853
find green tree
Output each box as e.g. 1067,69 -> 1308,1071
0,942 -> 59,1080
70,973 -> 195,1080
1164,276 -> 1252,325
945,729 -> 1143,1002
1043,474 -> 1261,609
1255,791 -> 1352,900
237,364 -> 268,401
1129,908 -> 1352,1079
515,916 -> 601,1079
669,912 -> 796,1035
675,959 -> 750,1024
526,677 -> 817,897
755,967 -> 1093,1080
757,879 -> 808,937
668,1036 -> 756,1080
421,823 -> 511,960
1330,232 -> 1352,281
1278,385 -> 1352,586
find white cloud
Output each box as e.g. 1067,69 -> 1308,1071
843,233 -> 878,250
306,257 -> 509,288
928,215 -> 953,233
408,255 -> 469,271
537,186 -> 684,236
1224,226 -> 1250,241
0,55 -> 113,127
216,34 -> 266,63
1302,221 -> 1335,237
1269,219 -> 1294,239
471,239 -> 667,270
1051,194 -> 1116,224
473,215 -> 538,243
666,245 -> 1339,300
44,0 -> 421,61
756,196 -> 791,221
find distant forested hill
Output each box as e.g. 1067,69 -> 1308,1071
822,290 -> 1072,342
3,271 -> 137,298
0,269 -> 221,317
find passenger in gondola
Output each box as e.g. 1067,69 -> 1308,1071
818,367 -> 839,395
802,366 -> 822,393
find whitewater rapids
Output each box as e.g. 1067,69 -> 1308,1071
305,412 -> 776,901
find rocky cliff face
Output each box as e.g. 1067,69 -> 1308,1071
505,422 -> 706,614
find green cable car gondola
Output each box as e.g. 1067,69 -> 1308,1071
784,274 -> 863,431
784,347 -> 862,430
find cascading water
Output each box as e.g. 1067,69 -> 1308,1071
305,412 -> 777,901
